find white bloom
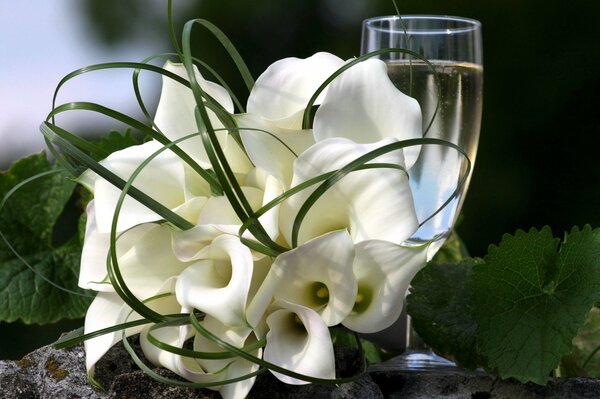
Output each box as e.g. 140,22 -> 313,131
247,52 -> 344,130
190,316 -> 261,399
314,58 -> 422,168
343,240 -> 428,333
83,285 -> 177,377
280,137 -> 418,246
154,61 -> 242,169
247,230 -> 356,327
175,234 -> 259,327
263,300 -> 335,385
80,140 -> 210,234
237,113 -> 314,188
192,167 -> 284,241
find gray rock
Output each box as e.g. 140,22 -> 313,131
370,357 -> 600,398
2,333 -> 600,398
0,338 -> 103,399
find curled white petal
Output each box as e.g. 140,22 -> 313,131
248,230 -> 356,327
89,140 -> 200,233
247,52 -> 344,129
314,58 -> 422,168
280,137 -> 418,246
192,316 -> 260,399
264,300 -> 335,385
193,177 -> 283,241
154,61 -> 233,166
83,292 -> 135,375
172,225 -> 230,262
138,296 -> 193,374
342,240 -> 428,333
115,224 -> 190,300
79,202 -> 155,291
176,234 -> 254,326
237,113 -> 314,187
83,289 -> 177,376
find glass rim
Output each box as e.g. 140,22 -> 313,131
363,15 -> 481,35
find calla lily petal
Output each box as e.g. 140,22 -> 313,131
154,61 -> 233,166
264,300 -> 335,385
172,225 -> 230,262
248,230 -> 356,327
138,295 -> 191,374
83,288 -> 176,376
247,52 -> 344,129
236,113 -> 315,187
342,240 -> 428,333
193,316 -> 260,399
314,58 -> 422,168
115,224 -> 190,300
176,234 -> 254,326
280,137 -> 418,246
79,202 -> 155,291
90,140 -> 191,233
195,180 -> 282,241
83,292 -> 137,375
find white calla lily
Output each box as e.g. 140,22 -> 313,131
80,206 -> 187,297
82,140 -> 210,234
191,170 -> 283,241
154,61 -> 234,166
175,234 -> 255,326
138,296 -> 193,374
280,137 -> 418,246
83,292 -> 137,376
342,240 -> 428,333
264,300 -> 335,385
248,230 -> 355,327
314,58 -> 422,169
247,52 -> 344,129
191,316 -> 260,399
79,201 -> 151,291
236,113 -> 314,187
109,223 -> 190,300
171,225 -> 232,262
83,286 -> 177,377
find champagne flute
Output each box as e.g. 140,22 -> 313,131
361,15 -> 483,369
362,14 -> 483,254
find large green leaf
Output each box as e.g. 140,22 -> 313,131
407,258 -> 482,369
0,153 -> 92,324
473,226 -> 600,384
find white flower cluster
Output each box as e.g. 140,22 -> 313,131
78,52 -> 428,399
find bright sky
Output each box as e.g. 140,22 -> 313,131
0,1 -> 167,167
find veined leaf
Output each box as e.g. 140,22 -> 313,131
0,153 -> 92,323
473,226 -> 600,384
407,258 -> 483,369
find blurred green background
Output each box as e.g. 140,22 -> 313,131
1,0 -> 598,359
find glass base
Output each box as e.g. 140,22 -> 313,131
369,350 -> 485,375
384,350 -> 457,372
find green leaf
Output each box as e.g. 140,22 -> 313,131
0,153 -> 92,324
431,230 -> 471,263
407,258 -> 483,369
93,128 -> 140,159
473,226 -> 600,384
330,327 -> 383,364
0,154 -> 75,254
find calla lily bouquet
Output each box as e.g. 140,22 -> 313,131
39,7 -> 466,399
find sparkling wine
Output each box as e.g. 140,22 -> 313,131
386,60 -> 483,243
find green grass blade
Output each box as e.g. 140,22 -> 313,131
40,122 -> 194,231
290,138 -> 469,247
189,19 -> 254,93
